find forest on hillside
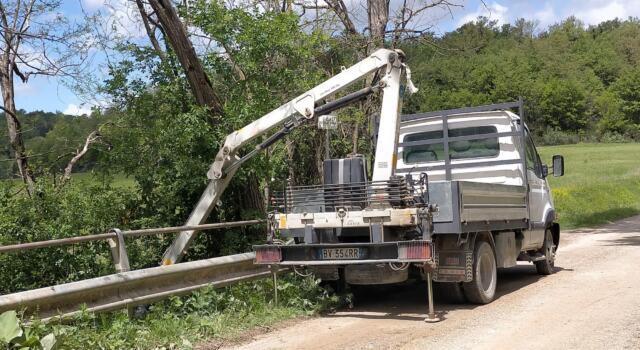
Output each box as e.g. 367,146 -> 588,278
2,17 -> 639,181
0,110 -> 103,179
403,17 -> 640,144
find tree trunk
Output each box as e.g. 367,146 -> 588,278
135,0 -> 168,63
0,65 -> 35,196
367,0 -> 390,50
241,176 -> 265,214
146,0 -> 224,118
144,0 -> 265,215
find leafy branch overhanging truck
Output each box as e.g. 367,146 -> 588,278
161,49 -> 565,321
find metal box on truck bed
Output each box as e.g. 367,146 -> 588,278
429,180 -> 528,234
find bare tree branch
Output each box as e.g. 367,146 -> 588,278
324,0 -> 358,36
135,0 -> 168,62
58,122 -> 109,187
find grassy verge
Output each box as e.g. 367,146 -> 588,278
538,143 -> 640,229
17,276 -> 345,350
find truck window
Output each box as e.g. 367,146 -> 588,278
403,126 -> 499,164
524,131 -> 543,177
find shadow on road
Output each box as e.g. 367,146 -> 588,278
327,264 -> 571,322
601,235 -> 640,246
571,215 -> 640,237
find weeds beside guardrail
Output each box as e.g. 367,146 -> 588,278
0,220 -> 281,320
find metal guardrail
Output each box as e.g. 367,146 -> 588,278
0,220 -> 265,253
0,252 -> 287,320
0,220 -> 277,320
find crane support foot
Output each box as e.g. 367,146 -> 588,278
424,272 -> 442,323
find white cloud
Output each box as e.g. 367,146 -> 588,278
457,1 -> 509,27
572,0 -> 634,26
91,0 -> 145,39
83,0 -> 105,11
63,103 -> 92,116
533,2 -> 557,29
14,82 -> 37,96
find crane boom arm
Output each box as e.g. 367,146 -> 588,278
162,48 -> 415,265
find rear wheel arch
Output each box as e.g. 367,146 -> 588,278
471,231 -> 496,254
543,209 -> 560,248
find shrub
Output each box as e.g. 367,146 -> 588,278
0,181 -> 144,294
537,128 -> 580,145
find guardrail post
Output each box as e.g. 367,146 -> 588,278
109,228 -> 134,318
108,229 -> 130,273
270,265 -> 278,307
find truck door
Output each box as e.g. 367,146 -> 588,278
524,130 -> 545,248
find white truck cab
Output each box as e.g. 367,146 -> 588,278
397,109 -> 557,251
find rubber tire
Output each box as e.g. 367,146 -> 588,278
434,282 -> 466,304
462,240 -> 497,304
535,228 -> 556,275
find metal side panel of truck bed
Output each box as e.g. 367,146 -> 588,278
430,180 -> 528,234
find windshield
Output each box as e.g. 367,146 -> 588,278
403,126 -> 500,164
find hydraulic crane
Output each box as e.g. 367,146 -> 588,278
161,48 -> 417,265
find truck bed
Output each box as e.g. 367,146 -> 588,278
430,180 -> 528,234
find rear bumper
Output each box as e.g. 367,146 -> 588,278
253,240 -> 432,266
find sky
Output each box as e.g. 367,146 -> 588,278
12,0 -> 640,115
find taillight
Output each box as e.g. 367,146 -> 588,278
255,246 -> 282,264
398,241 -> 431,260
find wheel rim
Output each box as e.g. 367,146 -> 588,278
545,230 -> 556,266
478,246 -> 496,293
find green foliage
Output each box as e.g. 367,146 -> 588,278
612,67 -> 640,123
403,17 -> 640,142
0,180 -> 141,293
15,276 -> 344,350
0,311 -> 56,350
0,311 -> 22,344
3,10 -> 640,350
0,110 -> 104,179
539,79 -> 588,131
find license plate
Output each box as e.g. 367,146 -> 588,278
321,248 -> 360,260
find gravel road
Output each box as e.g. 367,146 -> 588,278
226,216 -> 640,350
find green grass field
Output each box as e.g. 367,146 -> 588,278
67,172 -> 136,188
3,172 -> 136,189
538,143 -> 640,229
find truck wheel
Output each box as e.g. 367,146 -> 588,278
462,240 -> 497,304
535,228 -> 556,275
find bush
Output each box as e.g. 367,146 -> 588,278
537,128 -> 581,145
599,131 -> 627,143
18,276 -> 345,350
0,181 -> 147,294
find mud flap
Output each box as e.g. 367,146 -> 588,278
433,250 -> 473,283
551,222 -> 560,248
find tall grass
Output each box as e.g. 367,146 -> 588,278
538,143 -> 640,229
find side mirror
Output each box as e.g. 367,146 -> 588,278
552,155 -> 564,177
541,164 -> 549,178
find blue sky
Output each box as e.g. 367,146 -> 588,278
14,0 -> 640,115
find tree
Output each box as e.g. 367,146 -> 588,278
144,0 -> 224,119
612,67 -> 640,123
0,0 -> 91,195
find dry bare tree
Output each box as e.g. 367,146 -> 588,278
0,0 -> 92,195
